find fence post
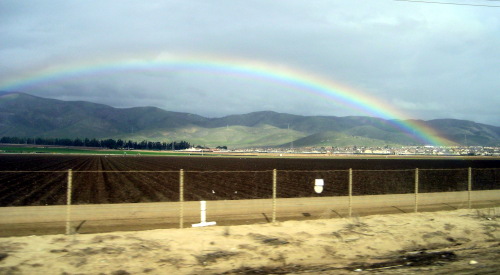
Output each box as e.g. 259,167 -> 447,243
414,168 -> 419,213
272,169 -> 277,224
179,169 -> 184,229
65,169 -> 73,235
348,168 -> 352,218
468,167 -> 472,209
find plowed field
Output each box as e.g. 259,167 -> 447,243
0,154 -> 498,206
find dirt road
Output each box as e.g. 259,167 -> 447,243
1,190 -> 499,236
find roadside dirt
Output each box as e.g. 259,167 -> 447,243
0,208 -> 498,274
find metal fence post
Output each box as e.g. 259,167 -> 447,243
415,168 -> 419,213
179,169 -> 184,229
66,169 -> 73,235
348,168 -> 352,218
272,169 -> 277,224
468,167 -> 472,209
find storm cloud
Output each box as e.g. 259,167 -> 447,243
0,0 -> 498,125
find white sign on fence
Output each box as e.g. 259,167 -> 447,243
314,179 -> 324,194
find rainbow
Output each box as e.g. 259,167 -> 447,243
0,53 -> 455,146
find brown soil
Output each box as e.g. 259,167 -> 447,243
0,155 -> 498,206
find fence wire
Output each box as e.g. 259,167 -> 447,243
1,168 -> 499,206
0,167 -> 499,236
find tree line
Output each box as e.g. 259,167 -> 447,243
0,136 -> 193,150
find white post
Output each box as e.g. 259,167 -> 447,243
192,201 -> 216,227
348,168 -> 352,218
272,169 -> 277,223
468,167 -> 472,209
179,169 -> 184,229
200,201 -> 207,223
415,168 -> 419,213
66,169 -> 73,235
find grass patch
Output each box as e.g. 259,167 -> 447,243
194,250 -> 239,265
0,146 -> 193,156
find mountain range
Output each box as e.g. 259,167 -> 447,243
1,92 -> 499,148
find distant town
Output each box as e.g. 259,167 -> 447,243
212,146 -> 500,157
1,136 -> 499,156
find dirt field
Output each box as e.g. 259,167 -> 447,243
0,208 -> 499,274
0,155 -> 499,206
1,155 -> 499,274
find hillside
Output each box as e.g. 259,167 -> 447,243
1,92 -> 499,148
0,92 -> 207,138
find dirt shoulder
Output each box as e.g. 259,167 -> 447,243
0,208 -> 499,274
1,191 -> 499,237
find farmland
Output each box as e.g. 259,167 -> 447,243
0,146 -> 190,156
0,154 -> 498,207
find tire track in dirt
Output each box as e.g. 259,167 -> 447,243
0,173 -> 51,206
107,157 -> 177,202
73,157 -> 111,204
103,157 -> 148,203
10,173 -> 66,206
25,172 -> 67,205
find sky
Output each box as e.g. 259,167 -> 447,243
0,0 -> 499,126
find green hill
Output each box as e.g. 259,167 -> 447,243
1,92 -> 499,148
281,131 -> 405,148
113,124 -> 306,148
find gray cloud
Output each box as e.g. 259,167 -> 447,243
0,0 -> 498,125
